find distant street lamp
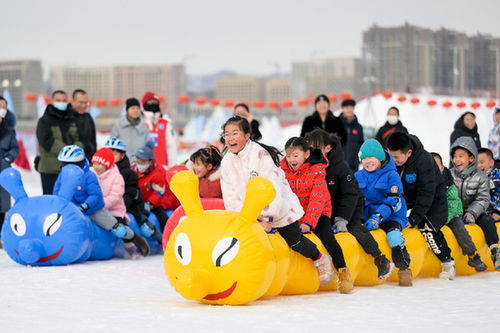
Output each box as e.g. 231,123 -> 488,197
1,79 -> 9,88
14,79 -> 22,87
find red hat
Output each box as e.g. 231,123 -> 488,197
92,147 -> 115,169
141,91 -> 159,106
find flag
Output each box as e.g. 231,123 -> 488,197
14,139 -> 31,171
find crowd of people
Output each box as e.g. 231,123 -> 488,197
0,90 -> 499,289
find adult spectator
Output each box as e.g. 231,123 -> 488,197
36,90 -> 82,194
340,99 -> 364,172
0,96 -> 17,130
71,89 -> 97,160
142,92 -> 176,167
233,103 -> 262,141
111,97 -> 150,163
450,111 -> 481,151
300,94 -> 347,145
488,107 -> 500,159
375,106 -> 409,148
0,107 -> 19,233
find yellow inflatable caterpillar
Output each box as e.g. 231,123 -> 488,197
164,171 -> 500,305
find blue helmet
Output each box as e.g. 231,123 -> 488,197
58,145 -> 85,163
104,137 -> 127,152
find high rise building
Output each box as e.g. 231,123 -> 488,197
0,60 -> 43,119
215,76 -> 266,103
265,77 -> 291,102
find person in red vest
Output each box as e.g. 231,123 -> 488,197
141,92 -> 176,168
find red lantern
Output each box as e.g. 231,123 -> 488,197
25,93 -> 37,103
158,95 -> 166,103
298,99 -> 309,107
328,95 -> 337,103
43,95 -> 51,104
195,97 -> 206,105
397,95 -> 407,103
210,99 -> 220,107
456,101 -> 466,109
443,101 -> 452,108
486,101 -> 496,108
410,97 -> 420,104
471,102 -> 481,109
427,100 -> 437,107
253,101 -> 265,109
110,98 -> 121,107
268,100 -> 279,109
224,100 -> 234,108
67,98 -> 73,104
95,99 -> 107,108
178,95 -> 190,104
240,100 -> 250,107
382,91 -> 393,99
340,92 -> 352,101
282,100 -> 293,108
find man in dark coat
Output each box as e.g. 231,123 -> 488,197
0,96 -> 16,130
305,129 -> 393,280
376,106 -> 408,148
450,111 -> 481,151
340,99 -> 364,172
387,132 -> 456,279
72,89 -> 97,161
36,90 -> 83,194
300,94 -> 347,145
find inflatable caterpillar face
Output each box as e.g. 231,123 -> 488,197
0,167 -> 93,266
165,171 -> 277,305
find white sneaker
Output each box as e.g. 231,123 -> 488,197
314,253 -> 334,286
438,259 -> 456,280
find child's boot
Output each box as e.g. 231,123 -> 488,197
374,254 -> 395,280
338,267 -> 354,293
398,269 -> 413,287
491,246 -> 500,270
313,253 -> 334,286
124,242 -> 141,260
438,259 -> 456,280
467,253 -> 487,272
129,233 -> 151,257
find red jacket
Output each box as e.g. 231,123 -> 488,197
199,169 -> 222,199
280,149 -> 332,228
132,162 -> 180,210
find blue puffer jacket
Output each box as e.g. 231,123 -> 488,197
355,151 -> 408,228
53,160 -> 104,215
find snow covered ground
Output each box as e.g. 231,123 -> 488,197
1,93 -> 500,332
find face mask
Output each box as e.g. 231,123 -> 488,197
53,102 -> 68,111
387,115 -> 399,125
0,108 -> 6,118
144,103 -> 160,113
136,163 -> 150,173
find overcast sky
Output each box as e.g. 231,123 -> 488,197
2,0 -> 499,76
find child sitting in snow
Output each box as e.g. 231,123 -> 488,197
280,137 -> 353,293
354,139 -> 412,286
54,145 -> 150,257
189,145 -> 223,199
431,152 -> 487,272
477,147 -> 500,222
219,116 -> 334,286
450,137 -> 500,270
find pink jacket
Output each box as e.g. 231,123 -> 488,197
95,165 -> 128,219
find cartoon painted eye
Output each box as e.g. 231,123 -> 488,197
43,213 -> 62,236
174,232 -> 192,265
212,237 -> 239,267
10,213 -> 26,237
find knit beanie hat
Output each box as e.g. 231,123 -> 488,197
126,98 -> 141,110
314,94 -> 330,105
92,147 -> 115,169
135,141 -> 155,161
359,139 -> 386,161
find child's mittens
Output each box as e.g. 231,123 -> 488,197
364,213 -> 383,231
463,212 -> 476,225
79,202 -> 90,212
333,217 -> 348,233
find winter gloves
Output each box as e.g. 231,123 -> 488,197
365,213 -> 383,231
333,217 -> 348,233
79,202 -> 90,213
463,212 -> 476,224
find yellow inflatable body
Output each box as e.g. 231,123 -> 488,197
165,171 -> 500,305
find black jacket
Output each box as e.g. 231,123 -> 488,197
325,140 -> 363,223
450,114 -> 481,151
116,155 -> 144,216
340,114 -> 364,172
73,111 -> 97,160
375,121 -> 408,148
396,135 -> 448,228
300,110 -> 347,146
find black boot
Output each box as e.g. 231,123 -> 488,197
374,254 -> 395,280
467,253 -> 487,272
128,233 -> 151,257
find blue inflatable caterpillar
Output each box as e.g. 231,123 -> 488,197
0,166 -> 161,266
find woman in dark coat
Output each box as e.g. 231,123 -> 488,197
376,106 -> 408,148
233,103 -> 262,141
300,94 -> 347,145
0,108 -> 19,230
450,111 -> 481,151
